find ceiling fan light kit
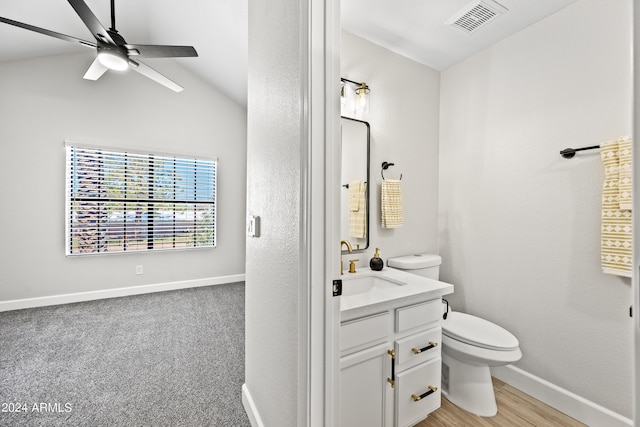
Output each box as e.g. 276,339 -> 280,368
97,45 -> 128,71
0,0 -> 198,92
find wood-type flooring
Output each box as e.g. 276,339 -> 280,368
419,377 -> 586,427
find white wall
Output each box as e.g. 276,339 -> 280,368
439,0 -> 633,418
0,53 -> 247,302
243,0 -> 304,425
341,32 -> 441,266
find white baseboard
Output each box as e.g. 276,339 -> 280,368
0,274 -> 245,312
242,383 -> 265,427
492,365 -> 632,427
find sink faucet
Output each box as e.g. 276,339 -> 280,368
340,240 -> 353,275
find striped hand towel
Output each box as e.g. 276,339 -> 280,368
349,181 -> 367,239
601,137 -> 632,278
381,179 -> 404,228
618,138 -> 632,210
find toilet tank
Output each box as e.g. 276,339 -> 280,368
387,254 -> 442,279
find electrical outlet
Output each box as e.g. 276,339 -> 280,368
136,265 -> 144,275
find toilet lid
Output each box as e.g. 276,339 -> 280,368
443,312 -> 519,351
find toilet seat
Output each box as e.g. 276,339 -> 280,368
443,312 -> 519,351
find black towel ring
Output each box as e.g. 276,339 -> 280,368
381,161 -> 402,180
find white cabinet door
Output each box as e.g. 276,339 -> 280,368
340,342 -> 393,427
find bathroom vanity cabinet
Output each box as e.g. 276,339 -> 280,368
340,298 -> 444,427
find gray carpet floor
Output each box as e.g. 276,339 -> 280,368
0,282 -> 250,427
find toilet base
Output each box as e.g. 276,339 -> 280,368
442,352 -> 498,417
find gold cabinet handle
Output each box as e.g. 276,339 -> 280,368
411,386 -> 438,402
411,341 -> 438,354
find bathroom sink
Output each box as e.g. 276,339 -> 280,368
340,267 -> 454,319
341,274 -> 406,297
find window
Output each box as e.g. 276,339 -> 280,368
65,144 -> 216,255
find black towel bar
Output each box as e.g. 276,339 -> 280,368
560,145 -> 600,159
342,181 -> 367,189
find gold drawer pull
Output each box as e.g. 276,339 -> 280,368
411,386 -> 438,402
411,341 -> 438,354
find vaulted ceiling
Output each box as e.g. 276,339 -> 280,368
0,0 -> 248,105
0,0 -> 580,108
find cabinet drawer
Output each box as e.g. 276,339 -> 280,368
396,299 -> 442,333
340,312 -> 391,353
395,327 -> 441,370
395,357 -> 441,427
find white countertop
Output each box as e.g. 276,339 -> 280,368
340,267 -> 454,322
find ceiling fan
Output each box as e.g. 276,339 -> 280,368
0,0 -> 198,92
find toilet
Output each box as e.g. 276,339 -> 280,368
387,254 -> 522,417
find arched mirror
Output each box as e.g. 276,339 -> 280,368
340,116 -> 370,253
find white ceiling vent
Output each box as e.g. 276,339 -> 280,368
447,0 -> 508,34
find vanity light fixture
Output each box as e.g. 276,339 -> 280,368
340,80 -> 353,114
341,77 -> 370,115
355,82 -> 370,114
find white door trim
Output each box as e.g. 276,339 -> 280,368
301,0 -> 341,424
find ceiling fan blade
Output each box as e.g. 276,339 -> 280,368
0,16 -> 96,48
125,44 -> 198,59
67,0 -> 115,45
129,60 -> 183,92
83,57 -> 109,80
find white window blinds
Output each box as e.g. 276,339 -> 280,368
65,144 -> 216,255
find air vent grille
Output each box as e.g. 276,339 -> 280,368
447,0 -> 508,34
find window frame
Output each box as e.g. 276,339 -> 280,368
65,141 -> 217,256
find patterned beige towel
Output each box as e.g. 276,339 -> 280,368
349,181 -> 367,239
601,137 -> 632,278
381,179 -> 404,228
618,137 -> 632,210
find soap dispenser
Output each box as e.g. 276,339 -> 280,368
369,247 -> 384,271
